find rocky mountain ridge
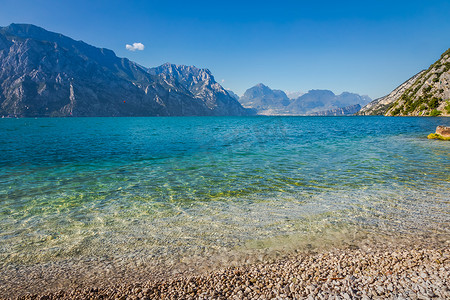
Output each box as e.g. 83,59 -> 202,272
0,23 -> 248,117
239,84 -> 371,116
358,48 -> 450,116
357,71 -> 425,116
239,83 -> 291,115
148,63 -> 248,115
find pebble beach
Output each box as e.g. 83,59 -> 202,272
6,234 -> 449,300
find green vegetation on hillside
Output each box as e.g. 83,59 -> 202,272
386,48 -> 449,116
429,109 -> 442,116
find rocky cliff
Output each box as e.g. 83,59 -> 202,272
357,71 -> 425,116
148,63 -> 248,116
358,48 -> 450,116
0,24 -> 248,117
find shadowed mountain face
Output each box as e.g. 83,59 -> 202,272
226,89 -> 240,101
0,24 -> 248,117
239,84 -> 371,115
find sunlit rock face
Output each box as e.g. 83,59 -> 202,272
359,48 -> 450,116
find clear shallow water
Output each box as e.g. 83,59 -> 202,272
0,116 -> 449,268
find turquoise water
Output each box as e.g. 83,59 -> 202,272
0,116 -> 449,268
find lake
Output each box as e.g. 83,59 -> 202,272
0,116 -> 449,293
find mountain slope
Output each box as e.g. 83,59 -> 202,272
358,48 -> 450,116
239,83 -> 291,115
239,85 -> 370,116
0,23 -> 248,117
288,90 -> 370,115
226,89 -> 240,101
148,63 -> 247,116
0,24 -> 157,117
357,71 -> 425,116
386,49 -> 450,116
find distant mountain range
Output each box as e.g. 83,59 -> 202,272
308,104 -> 362,116
239,83 -> 291,115
6,23 -> 445,118
0,24 -> 248,117
358,48 -> 450,116
238,83 -> 371,116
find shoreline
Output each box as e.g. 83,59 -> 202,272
3,233 -> 449,299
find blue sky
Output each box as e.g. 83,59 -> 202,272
1,0 -> 450,99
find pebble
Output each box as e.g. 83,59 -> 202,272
5,239 -> 449,299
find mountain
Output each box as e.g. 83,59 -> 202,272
358,48 -> 450,116
148,63 -> 248,116
309,104 -> 362,116
356,71 -> 425,116
288,90 -> 371,115
239,83 -> 291,115
287,89 -> 334,114
239,84 -> 370,115
226,89 -> 240,101
0,23 -> 248,117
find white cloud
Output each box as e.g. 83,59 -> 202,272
221,79 -> 225,83
126,42 -> 145,51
